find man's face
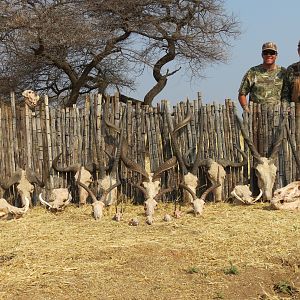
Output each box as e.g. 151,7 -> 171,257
262,49 -> 277,65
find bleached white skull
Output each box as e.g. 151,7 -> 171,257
271,181 -> 300,210
22,90 -> 40,109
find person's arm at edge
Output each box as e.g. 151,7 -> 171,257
238,93 -> 250,113
281,66 -> 292,103
238,69 -> 251,113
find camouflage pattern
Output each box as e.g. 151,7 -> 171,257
262,42 -> 277,52
283,62 -> 300,101
239,64 -> 288,104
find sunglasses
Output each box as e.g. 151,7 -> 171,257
262,50 -> 277,56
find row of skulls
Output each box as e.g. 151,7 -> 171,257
1,99 -> 299,221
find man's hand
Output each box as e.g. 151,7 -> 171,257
238,94 -> 249,113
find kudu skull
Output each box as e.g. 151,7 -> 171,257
180,178 -> 221,216
100,109 -> 128,207
167,110 -> 247,203
105,109 -> 178,223
73,109 -> 125,219
236,114 -> 287,201
120,139 -> 177,221
52,154 -> 93,205
0,168 -> 44,207
76,167 -> 120,220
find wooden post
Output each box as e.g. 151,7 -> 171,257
10,92 -> 17,170
44,95 -> 53,189
295,103 -> 300,179
25,102 -> 32,169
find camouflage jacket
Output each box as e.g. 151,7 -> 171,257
282,61 -> 300,101
239,64 -> 288,103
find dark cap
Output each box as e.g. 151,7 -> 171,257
298,40 -> 300,47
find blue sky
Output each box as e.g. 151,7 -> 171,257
128,0 -> 300,107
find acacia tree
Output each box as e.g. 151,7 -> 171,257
85,0 -> 240,105
0,0 -> 240,106
0,0 -> 136,106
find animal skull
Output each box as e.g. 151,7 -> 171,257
52,154 -> 93,205
144,198 -> 158,217
92,201 -> 105,220
77,171 -> 119,220
207,161 -> 226,202
121,140 -> 177,223
0,196 -> 30,220
236,114 -> 286,201
0,168 -> 44,207
22,90 -> 40,109
180,178 -> 220,217
255,158 -> 277,201
39,188 -> 72,211
74,167 -> 93,205
270,181 -> 300,210
192,198 -> 205,216
168,111 -> 247,203
231,185 -> 263,205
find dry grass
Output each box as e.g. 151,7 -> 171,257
1,202 -> 300,300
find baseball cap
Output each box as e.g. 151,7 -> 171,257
262,42 -> 277,52
298,40 -> 300,47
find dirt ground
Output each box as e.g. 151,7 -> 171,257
1,202 -> 300,300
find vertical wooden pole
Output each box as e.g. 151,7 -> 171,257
10,92 -> 17,170
295,103 -> 300,179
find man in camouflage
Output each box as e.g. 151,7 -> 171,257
284,40 -> 300,103
238,42 -> 287,112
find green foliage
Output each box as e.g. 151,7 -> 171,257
273,281 -> 298,295
223,261 -> 239,275
213,292 -> 224,299
186,266 -> 199,274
